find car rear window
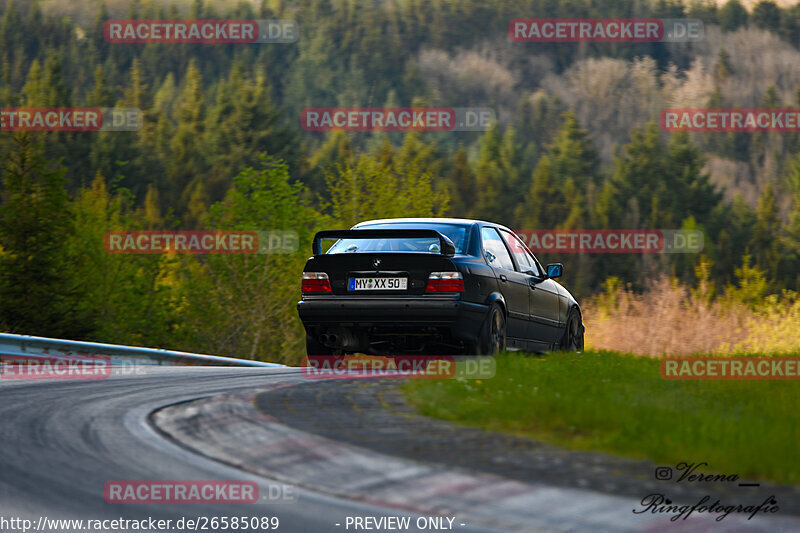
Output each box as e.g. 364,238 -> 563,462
326,223 -> 468,254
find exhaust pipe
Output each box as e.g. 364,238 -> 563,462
321,329 -> 360,350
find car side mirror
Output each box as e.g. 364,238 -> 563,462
546,263 -> 563,279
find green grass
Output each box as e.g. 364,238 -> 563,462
403,351 -> 800,485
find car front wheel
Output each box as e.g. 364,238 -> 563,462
560,308 -> 584,352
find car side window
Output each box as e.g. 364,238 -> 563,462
500,229 -> 540,276
527,251 -> 545,277
481,227 -> 515,270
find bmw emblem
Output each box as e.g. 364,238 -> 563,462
372,257 -> 381,269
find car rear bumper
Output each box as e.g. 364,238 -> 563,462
297,296 -> 487,341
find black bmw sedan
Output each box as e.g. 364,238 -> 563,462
297,218 -> 584,356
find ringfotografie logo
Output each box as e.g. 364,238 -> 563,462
634,462 -> 778,522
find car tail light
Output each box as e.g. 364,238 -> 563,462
425,271 -> 464,293
302,272 -> 332,293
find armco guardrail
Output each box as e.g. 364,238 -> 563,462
0,333 -> 283,368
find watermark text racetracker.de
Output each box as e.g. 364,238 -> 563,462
301,107 -> 496,132
104,19 -> 297,43
661,356 -> 800,380
1,108 -> 141,131
515,229 -> 703,254
0,355 -> 162,379
103,480 -> 295,504
662,108 -> 800,132
104,230 -> 298,254
509,18 -> 703,42
1,355 -> 111,380
302,355 -> 496,380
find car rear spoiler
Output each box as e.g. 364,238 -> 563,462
312,229 -> 456,256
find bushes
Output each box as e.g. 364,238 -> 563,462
584,268 -> 800,356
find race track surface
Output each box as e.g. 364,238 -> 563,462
0,367 -> 491,533
2,366 -> 798,533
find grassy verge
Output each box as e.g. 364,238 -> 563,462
403,351 -> 800,485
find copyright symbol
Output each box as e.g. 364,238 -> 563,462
655,467 -> 672,480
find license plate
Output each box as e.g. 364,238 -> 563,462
349,277 -> 407,291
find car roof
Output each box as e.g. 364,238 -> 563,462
353,217 -> 513,232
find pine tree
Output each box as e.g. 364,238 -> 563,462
0,133 -> 90,337
751,1 -> 781,32
448,143 -> 473,217
471,125 -> 503,220
168,60 -> 208,221
712,194 -> 757,284
87,65 -> 114,107
205,63 -> 299,203
546,111 -> 600,191
719,0 -> 748,31
666,132 -> 721,226
785,153 -> 800,286
519,111 -> 600,229
751,184 -> 785,286
610,123 -> 667,228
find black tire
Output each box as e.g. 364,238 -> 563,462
476,303 -> 506,355
560,307 -> 585,352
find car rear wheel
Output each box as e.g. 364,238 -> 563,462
560,308 -> 584,352
475,303 -> 506,355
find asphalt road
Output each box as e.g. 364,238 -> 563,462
3,366 -> 798,533
0,367 -> 491,533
